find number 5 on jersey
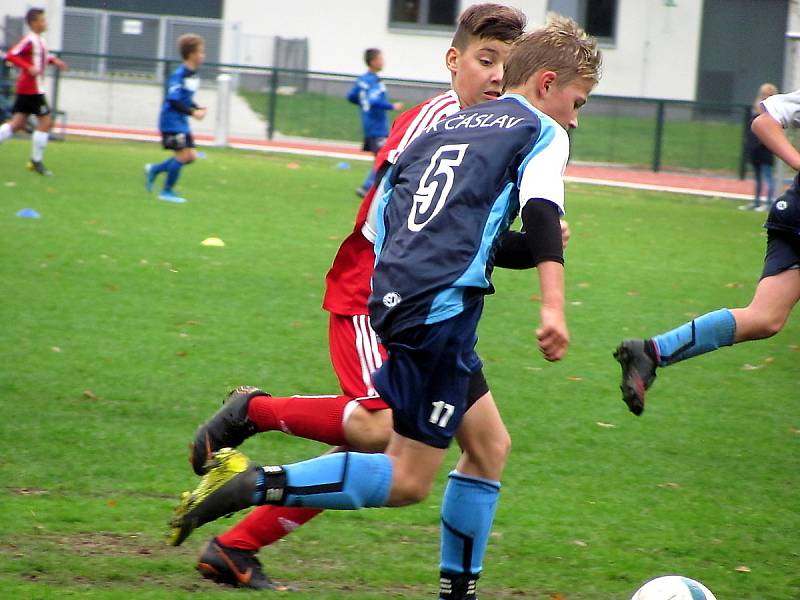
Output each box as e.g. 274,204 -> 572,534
408,143 -> 469,232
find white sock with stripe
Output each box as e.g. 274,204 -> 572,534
32,130 -> 49,161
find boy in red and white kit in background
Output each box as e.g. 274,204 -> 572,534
189,5 -> 532,590
0,8 -> 66,176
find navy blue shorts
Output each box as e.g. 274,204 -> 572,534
761,230 -> 800,279
362,136 -> 386,154
371,301 -> 484,449
161,132 -> 195,150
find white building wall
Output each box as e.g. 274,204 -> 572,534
223,0 -> 704,100
2,0 -> 64,49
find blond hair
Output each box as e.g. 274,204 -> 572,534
178,34 -> 204,60
502,14 -> 602,91
754,83 -> 778,113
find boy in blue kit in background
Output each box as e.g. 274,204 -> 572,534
169,17 -> 602,600
615,87 -> 800,415
347,48 -> 403,197
145,34 -> 207,204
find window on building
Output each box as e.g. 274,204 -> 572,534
389,0 -> 459,30
548,0 -> 617,42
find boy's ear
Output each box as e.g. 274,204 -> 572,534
445,47 -> 460,76
537,70 -> 558,97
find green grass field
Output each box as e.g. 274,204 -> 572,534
0,137 -> 798,599
239,90 -> 747,174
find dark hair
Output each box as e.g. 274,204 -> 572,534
178,34 -> 205,60
502,14 -> 602,90
26,8 -> 45,26
451,3 -> 527,50
364,48 -> 381,66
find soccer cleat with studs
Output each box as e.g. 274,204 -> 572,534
27,159 -> 53,176
613,339 -> 657,416
439,571 -> 479,600
197,536 -> 292,590
190,386 -> 269,475
168,448 -> 274,546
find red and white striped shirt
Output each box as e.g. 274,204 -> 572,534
323,90 -> 461,316
6,32 -> 53,95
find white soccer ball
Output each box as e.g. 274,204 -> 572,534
631,575 -> 717,600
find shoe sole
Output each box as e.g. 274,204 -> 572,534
158,195 -> 186,203
613,345 -> 646,416
144,164 -> 153,192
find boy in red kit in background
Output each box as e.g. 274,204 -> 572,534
0,8 -> 67,175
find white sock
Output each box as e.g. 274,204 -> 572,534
32,130 -> 49,162
0,123 -> 12,143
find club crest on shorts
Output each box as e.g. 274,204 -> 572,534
776,200 -> 788,210
382,292 -> 401,308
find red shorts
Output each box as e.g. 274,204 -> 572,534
328,313 -> 390,410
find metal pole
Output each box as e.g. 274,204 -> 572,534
267,67 -> 278,140
739,106 -> 750,180
652,100 -> 665,172
215,73 -> 231,147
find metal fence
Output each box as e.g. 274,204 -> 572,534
1,50 -> 755,177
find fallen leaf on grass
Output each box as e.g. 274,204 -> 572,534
577,282 -> 591,288
107,499 -> 117,508
176,351 -> 188,357
658,482 -> 681,489
5,181 -> 16,187
51,346 -> 61,353
83,389 -> 97,400
735,565 -> 751,573
789,344 -> 800,352
626,290 -> 640,296
567,376 -> 583,381
725,282 -> 744,288
529,294 -> 542,302
286,162 -> 300,169
763,356 -> 775,364
741,363 -> 761,370
596,421 -> 616,428
573,540 -> 587,547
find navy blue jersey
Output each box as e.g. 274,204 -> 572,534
369,94 -> 570,337
159,64 -> 199,134
346,71 -> 395,138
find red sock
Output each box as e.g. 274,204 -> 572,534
247,394 -> 350,446
217,505 -> 323,551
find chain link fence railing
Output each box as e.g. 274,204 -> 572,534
2,50 -> 754,177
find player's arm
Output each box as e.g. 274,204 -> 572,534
520,199 -> 569,361
494,219 -> 570,269
5,40 -> 35,74
48,54 -> 67,70
752,111 -> 800,171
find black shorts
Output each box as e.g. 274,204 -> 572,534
12,94 -> 50,117
761,230 -> 800,279
362,136 -> 387,154
371,301 -> 484,449
161,132 -> 195,150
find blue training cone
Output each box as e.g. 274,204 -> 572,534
16,208 -> 40,218
335,162 -> 351,170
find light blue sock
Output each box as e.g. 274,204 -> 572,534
652,308 -> 736,367
278,452 -> 392,509
164,158 -> 184,192
440,471 -> 501,576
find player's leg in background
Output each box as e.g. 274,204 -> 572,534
329,313 -> 393,451
0,112 -> 27,143
764,163 -> 775,207
438,392 -> 508,600
753,162 -> 764,208
164,146 -> 196,193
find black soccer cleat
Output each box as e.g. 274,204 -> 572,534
27,159 -> 53,176
613,339 -> 657,416
197,536 -> 292,590
190,386 -> 269,475
439,571 -> 479,600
